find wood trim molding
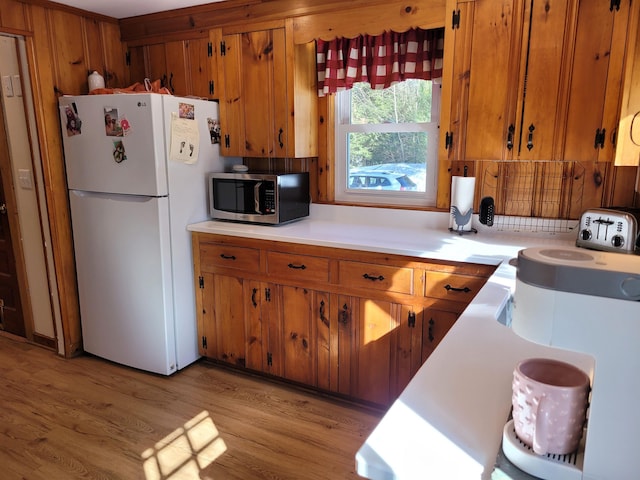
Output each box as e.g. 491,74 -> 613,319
119,0 -> 446,43
17,0 -> 119,23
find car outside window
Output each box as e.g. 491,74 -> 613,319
335,79 -> 440,207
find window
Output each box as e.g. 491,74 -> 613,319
335,79 -> 440,206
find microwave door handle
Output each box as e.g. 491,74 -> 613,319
254,182 -> 262,214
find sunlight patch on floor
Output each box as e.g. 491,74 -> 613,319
141,410 -> 227,479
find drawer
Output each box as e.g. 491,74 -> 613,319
200,243 -> 260,272
266,251 -> 330,283
339,261 -> 413,294
424,271 -> 487,303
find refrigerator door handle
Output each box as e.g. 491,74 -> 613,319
71,190 -> 165,202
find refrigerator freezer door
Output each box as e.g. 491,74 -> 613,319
60,94 -> 169,196
69,190 -> 177,375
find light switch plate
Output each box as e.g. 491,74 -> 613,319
1,75 -> 13,98
17,169 -> 33,189
12,75 -> 22,97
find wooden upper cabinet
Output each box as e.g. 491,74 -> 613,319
127,38 -> 213,97
562,0 -> 632,164
454,0 -> 569,161
217,22 -> 318,158
614,0 -> 640,167
444,0 -> 633,162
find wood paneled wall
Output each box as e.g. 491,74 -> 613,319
1,0 -> 128,357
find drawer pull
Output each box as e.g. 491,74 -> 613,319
287,263 -> 307,270
220,254 -> 236,261
363,273 -> 384,282
319,300 -> 329,327
444,284 -> 471,293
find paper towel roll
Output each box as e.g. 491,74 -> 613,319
449,176 -> 476,232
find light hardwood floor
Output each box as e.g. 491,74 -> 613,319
0,335 -> 383,479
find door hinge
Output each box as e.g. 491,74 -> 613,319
408,311 -> 416,328
610,0 -> 621,11
125,51 -> 131,66
202,336 -> 207,349
594,128 -> 606,149
220,41 -> 226,56
452,9 -> 461,29
207,42 -> 213,57
209,80 -> 214,96
445,131 -> 453,150
224,134 -> 230,149
265,288 -> 271,302
199,276 -> 204,289
267,352 -> 273,366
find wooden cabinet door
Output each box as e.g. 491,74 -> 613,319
133,41 -> 196,96
279,285 -> 317,385
220,28 -> 285,157
243,279 -> 265,372
513,0 -> 569,161
211,274 -> 247,367
353,298 -> 395,406
462,0 -> 569,160
187,37 -> 212,98
392,305 -> 424,399
563,1 -> 631,166
331,295 -> 355,397
459,0 -> 519,161
146,43 -> 167,88
219,33 -> 245,157
164,40 -> 189,96
421,309 -> 459,362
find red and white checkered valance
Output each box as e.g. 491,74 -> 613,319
315,27 -> 444,97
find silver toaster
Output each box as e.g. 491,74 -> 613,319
576,208 -> 639,254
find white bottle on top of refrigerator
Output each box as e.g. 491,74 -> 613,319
59,93 -> 235,375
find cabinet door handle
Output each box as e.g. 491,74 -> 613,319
287,263 -> 306,270
363,273 -> 384,282
408,311 -> 416,328
278,128 -> 284,148
506,124 -> 515,150
526,124 -> 535,151
339,303 -> 349,325
319,300 -> 329,327
444,284 -> 471,293
251,288 -> 258,308
169,72 -> 175,93
220,254 -> 236,261
428,318 -> 435,342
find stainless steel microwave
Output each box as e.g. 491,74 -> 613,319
208,172 -> 309,225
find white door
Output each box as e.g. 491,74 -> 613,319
59,93 -> 168,196
69,190 -> 177,375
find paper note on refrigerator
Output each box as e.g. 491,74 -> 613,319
169,112 -> 200,164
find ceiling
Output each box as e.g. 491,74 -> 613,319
54,0 -> 227,19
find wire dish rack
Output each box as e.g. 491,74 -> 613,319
478,160 -> 584,234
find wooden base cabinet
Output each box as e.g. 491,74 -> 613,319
192,233 -> 494,407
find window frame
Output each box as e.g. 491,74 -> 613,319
333,79 -> 441,207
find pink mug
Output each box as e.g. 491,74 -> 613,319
511,358 -> 590,455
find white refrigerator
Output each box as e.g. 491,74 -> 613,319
59,93 -> 232,375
